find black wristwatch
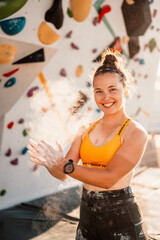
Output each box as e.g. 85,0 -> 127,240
63,159 -> 74,174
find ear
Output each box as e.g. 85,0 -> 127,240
124,88 -> 128,97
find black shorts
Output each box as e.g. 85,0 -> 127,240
76,186 -> 148,240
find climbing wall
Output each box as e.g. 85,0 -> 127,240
0,0 -> 159,210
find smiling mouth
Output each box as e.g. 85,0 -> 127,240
102,102 -> 115,108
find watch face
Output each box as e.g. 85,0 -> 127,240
66,164 -> 73,173
64,160 -> 74,174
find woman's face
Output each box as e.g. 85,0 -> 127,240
93,73 -> 126,116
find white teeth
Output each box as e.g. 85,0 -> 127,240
103,103 -> 114,107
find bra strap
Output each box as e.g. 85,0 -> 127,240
87,118 -> 102,134
117,118 -> 131,136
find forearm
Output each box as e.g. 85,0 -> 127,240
69,164 -> 115,189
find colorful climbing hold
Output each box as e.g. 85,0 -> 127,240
76,65 -> 83,77
0,189 -> 7,196
38,21 -> 60,45
87,82 -> 92,88
71,42 -> 79,50
0,0 -> 27,20
5,148 -> 12,157
60,68 -> 67,77
13,48 -> 45,64
21,146 -> 28,155
70,0 -> 92,22
7,121 -> 14,129
96,108 -> 101,113
122,36 -> 129,44
41,107 -> 48,112
92,16 -> 98,26
0,44 -> 17,64
32,164 -> 38,172
98,5 -> 111,23
67,8 -> 73,17
4,77 -> 16,88
92,48 -> 97,53
27,86 -> 39,97
153,9 -> 157,18
18,118 -> 24,124
139,59 -> 145,65
0,17 -> 26,35
45,0 -> 64,29
10,158 -> 18,165
23,129 -> 29,136
65,30 -> 73,38
126,0 -> 135,5
149,38 -> 156,52
3,68 -> 19,77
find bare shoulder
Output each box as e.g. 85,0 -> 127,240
126,119 -> 148,144
78,120 -> 97,139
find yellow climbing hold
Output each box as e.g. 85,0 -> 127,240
76,65 -> 83,77
126,0 -> 135,5
38,21 -> 60,45
70,0 -> 92,22
0,44 -> 17,64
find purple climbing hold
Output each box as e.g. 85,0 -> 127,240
5,148 -> 12,157
92,17 -> 98,26
66,30 -> 73,38
18,118 -> 24,124
60,68 -> 67,77
71,42 -> 79,50
27,86 -> 39,97
92,48 -> 97,53
10,158 -> 18,165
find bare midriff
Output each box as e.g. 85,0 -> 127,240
83,169 -> 135,191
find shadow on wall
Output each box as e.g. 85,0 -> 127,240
0,186 -> 81,240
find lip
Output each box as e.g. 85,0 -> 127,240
102,102 -> 115,107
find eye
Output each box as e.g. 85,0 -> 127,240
95,90 -> 103,93
110,88 -> 116,92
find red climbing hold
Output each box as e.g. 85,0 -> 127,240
7,121 -> 14,129
10,158 -> 18,165
98,5 -> 111,23
5,148 -> 12,156
3,68 -> 19,77
18,118 -> 24,124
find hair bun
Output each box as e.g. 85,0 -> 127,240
102,53 -> 118,68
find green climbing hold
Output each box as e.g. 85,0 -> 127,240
0,0 -> 28,20
149,38 -> 156,52
0,189 -> 6,196
23,129 -> 28,136
67,8 -> 73,18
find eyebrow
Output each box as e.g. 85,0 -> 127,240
94,85 -> 116,90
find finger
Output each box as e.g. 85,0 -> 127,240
30,157 -> 45,166
41,140 -> 55,153
29,139 -> 39,150
56,141 -> 63,152
27,144 -> 37,154
38,143 -> 52,156
28,150 -> 38,158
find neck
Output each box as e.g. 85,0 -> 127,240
102,109 -> 127,125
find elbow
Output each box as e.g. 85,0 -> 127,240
102,173 -> 119,189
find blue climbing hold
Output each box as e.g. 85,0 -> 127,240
96,108 -> 101,113
139,59 -> 145,65
4,77 -> 16,88
0,17 -> 26,35
21,146 -> 28,155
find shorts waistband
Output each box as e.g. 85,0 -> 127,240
82,186 -> 134,201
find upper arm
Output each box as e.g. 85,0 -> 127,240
107,128 -> 148,184
65,126 -> 85,164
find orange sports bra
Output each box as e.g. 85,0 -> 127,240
80,118 -> 131,169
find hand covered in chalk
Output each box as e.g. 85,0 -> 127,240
27,139 -> 65,171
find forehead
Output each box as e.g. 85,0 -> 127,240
93,73 -> 122,88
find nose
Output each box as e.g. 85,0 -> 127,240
102,91 -> 110,100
